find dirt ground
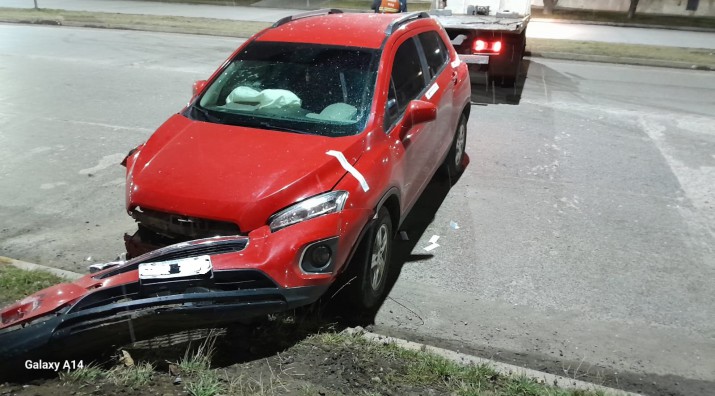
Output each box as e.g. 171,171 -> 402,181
0,328 -> 468,396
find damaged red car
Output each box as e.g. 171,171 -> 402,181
0,10 -> 471,367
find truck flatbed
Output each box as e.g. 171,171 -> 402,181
436,15 -> 528,33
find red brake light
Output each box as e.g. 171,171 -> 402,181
472,39 -> 502,54
492,41 -> 502,53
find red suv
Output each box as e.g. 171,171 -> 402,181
0,10 -> 471,363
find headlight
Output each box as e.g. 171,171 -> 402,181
269,191 -> 348,232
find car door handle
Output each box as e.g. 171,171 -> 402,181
451,71 -> 459,85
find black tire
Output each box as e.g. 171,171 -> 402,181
442,113 -> 468,178
345,207 -> 393,312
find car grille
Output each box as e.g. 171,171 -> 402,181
141,239 -> 248,264
96,236 -> 249,279
132,207 -> 241,240
72,270 -> 277,313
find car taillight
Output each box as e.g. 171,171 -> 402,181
473,39 -> 487,52
472,39 -> 502,54
492,41 -> 502,53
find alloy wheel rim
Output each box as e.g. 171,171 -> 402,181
370,224 -> 389,291
455,123 -> 466,168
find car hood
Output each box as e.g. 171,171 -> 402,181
126,114 -> 363,232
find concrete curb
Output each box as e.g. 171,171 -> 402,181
0,256 -> 83,281
345,327 -> 641,396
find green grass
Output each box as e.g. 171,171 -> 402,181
0,8 -> 271,38
311,332 -> 608,396
528,38 -> 715,68
106,362 -> 155,389
59,363 -> 106,384
46,328 -> 612,395
186,369 -> 222,396
0,264 -> 66,303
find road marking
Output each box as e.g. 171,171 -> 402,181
79,153 -> 126,175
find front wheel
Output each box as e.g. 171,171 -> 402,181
345,207 -> 393,312
442,113 -> 468,178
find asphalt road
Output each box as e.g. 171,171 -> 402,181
1,25 -> 714,395
4,0 -> 715,49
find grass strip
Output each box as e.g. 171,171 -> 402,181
311,332 -> 607,396
0,7 -> 270,38
0,265 -> 66,304
528,38 -> 715,69
531,7 -> 715,30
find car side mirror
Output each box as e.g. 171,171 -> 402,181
192,80 -> 207,97
399,100 -> 437,140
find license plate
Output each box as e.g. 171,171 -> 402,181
138,255 -> 212,280
460,54 -> 490,65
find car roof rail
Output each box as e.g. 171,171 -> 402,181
272,9 -> 344,28
385,11 -> 431,35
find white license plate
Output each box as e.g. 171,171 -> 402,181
138,255 -> 212,280
460,54 -> 490,65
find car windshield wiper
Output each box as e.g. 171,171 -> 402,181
258,121 -> 309,134
190,105 -> 220,122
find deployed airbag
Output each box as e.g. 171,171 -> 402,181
226,86 -> 302,110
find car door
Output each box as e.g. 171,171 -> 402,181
415,30 -> 457,176
383,35 -> 432,213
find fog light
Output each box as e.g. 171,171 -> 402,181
300,238 -> 339,273
310,245 -> 332,267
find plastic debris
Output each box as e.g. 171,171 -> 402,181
449,220 -> 460,230
120,350 -> 134,367
424,235 -> 440,252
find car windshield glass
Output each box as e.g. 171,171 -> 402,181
189,41 -> 378,137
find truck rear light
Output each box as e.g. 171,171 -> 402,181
492,41 -> 502,53
472,39 -> 502,54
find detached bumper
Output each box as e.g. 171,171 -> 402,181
0,278 -> 327,377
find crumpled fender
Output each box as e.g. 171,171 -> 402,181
0,283 -> 86,329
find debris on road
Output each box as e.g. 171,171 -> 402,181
424,235 -> 440,251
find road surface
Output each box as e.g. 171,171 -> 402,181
0,25 -> 714,395
3,0 -> 715,48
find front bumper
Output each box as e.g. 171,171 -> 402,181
0,208 -> 371,377
0,277 -> 327,377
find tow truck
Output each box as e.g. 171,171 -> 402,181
432,0 -> 530,86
